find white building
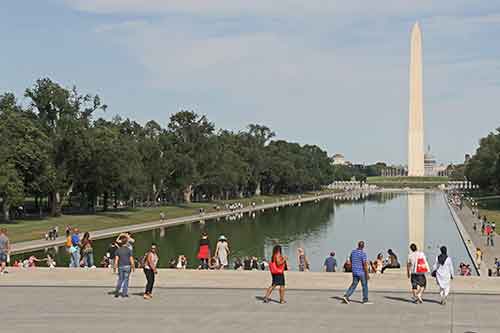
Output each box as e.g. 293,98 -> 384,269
332,153 -> 348,165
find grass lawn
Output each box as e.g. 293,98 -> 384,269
1,194 -> 313,243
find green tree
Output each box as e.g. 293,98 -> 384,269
25,78 -> 106,216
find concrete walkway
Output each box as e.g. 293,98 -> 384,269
11,192 -> 342,255
452,201 -> 500,276
0,282 -> 498,333
2,268 -> 500,294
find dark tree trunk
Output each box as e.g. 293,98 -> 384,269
49,191 -> 62,217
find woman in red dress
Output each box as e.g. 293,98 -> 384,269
197,232 -> 210,269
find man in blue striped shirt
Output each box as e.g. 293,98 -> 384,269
342,241 -> 372,304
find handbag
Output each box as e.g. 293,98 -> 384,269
416,256 -> 429,273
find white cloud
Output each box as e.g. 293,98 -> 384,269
75,0 -> 500,163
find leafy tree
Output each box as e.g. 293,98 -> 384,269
465,128 -> 500,192
25,78 -> 106,216
0,93 -> 52,221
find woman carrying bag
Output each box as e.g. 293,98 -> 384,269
263,245 -> 288,304
432,246 -> 454,305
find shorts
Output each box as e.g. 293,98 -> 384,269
411,274 -> 427,290
0,252 -> 6,263
271,274 -> 285,286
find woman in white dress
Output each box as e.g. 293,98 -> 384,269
215,235 -> 230,269
433,246 -> 454,305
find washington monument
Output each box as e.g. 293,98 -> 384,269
408,22 -> 425,177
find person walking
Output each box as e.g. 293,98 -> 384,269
476,248 -> 483,270
407,243 -> 430,304
263,245 -> 288,304
432,246 -> 454,305
80,232 -> 95,268
114,236 -> 135,298
485,224 -> 492,247
297,248 -> 309,272
215,235 -> 230,269
324,252 -> 337,272
0,228 -> 11,274
342,241 -> 372,304
69,228 -> 81,268
197,232 -> 210,269
143,243 -> 159,300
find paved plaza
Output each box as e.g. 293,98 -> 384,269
1,269 -> 499,332
1,286 -> 497,333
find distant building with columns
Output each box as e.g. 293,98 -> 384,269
332,153 -> 350,166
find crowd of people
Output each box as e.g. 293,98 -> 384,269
449,192 -> 498,276
0,189 -> 494,305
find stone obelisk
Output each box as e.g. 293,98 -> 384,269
408,22 -> 424,177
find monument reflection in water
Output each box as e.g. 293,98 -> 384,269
21,191 -> 474,273
408,191 -> 424,252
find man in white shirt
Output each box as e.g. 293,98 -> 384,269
407,243 -> 430,304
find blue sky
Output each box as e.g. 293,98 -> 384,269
2,1 -> 500,165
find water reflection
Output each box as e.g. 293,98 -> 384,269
408,191 -> 425,251
15,191 -> 473,273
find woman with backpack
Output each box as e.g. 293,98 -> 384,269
143,243 -> 159,300
263,245 -> 288,304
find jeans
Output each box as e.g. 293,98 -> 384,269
144,268 -> 155,294
82,252 -> 94,267
70,248 -> 81,268
116,265 -> 132,296
345,274 -> 369,302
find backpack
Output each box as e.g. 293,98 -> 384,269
140,251 -> 150,268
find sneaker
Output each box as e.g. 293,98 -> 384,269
411,296 -> 418,303
342,296 -> 350,304
362,301 -> 374,305
122,295 -> 129,298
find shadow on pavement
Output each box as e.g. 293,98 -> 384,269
331,296 -> 363,304
255,296 -> 280,304
384,296 -> 441,304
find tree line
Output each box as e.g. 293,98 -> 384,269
0,78 -> 337,221
465,127 -> 500,193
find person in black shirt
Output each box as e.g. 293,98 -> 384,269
243,257 -> 252,270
